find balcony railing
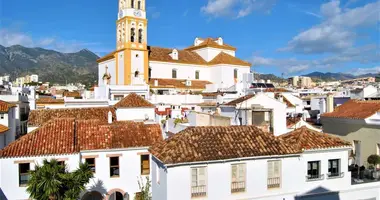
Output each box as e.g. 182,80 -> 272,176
267,177 -> 281,189
327,172 -> 344,179
306,174 -> 324,181
231,181 -> 245,193
191,185 -> 207,198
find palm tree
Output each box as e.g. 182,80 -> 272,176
27,159 -> 93,200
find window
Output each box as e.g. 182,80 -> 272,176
156,165 -> 160,184
191,167 -> 207,197
148,67 -> 152,79
141,155 -> 150,175
231,164 -> 246,193
130,28 -> 135,42
86,158 -> 96,173
328,159 -> 340,177
172,69 -> 177,79
267,160 -> 281,189
307,161 -> 322,180
0,114 -> 4,119
138,29 -> 143,43
131,0 -> 135,8
114,95 -> 124,101
195,71 -> 200,80
109,191 -> 123,200
57,161 -> 65,166
138,1 -> 141,9
110,157 -> 120,177
135,70 -> 139,78
234,69 -> 238,79
19,163 -> 30,186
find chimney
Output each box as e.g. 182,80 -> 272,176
108,111 -> 113,124
326,93 -> 334,113
154,80 -> 158,87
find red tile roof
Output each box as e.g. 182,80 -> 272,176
36,97 -> 64,104
149,78 -> 212,90
197,102 -> 218,107
114,93 -> 154,108
208,52 -> 251,67
155,108 -> 171,116
28,107 -> 116,127
286,117 -> 302,128
63,91 -> 81,98
149,126 -> 299,165
149,46 -> 208,65
0,100 -> 16,113
321,100 -> 380,119
265,88 -> 291,93
223,95 -> 255,106
279,126 -> 351,151
0,124 -> 9,134
1,119 -> 163,158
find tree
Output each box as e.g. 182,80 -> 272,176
27,159 -> 93,200
135,176 -> 152,200
367,154 -> 380,168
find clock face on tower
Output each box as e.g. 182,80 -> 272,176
134,10 -> 142,17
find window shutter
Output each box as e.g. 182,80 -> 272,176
191,169 -> 197,187
231,165 -> 237,182
239,164 -> 246,182
198,168 -> 206,186
268,162 -> 274,178
274,161 -> 280,178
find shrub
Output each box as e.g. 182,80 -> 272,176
367,154 -> 380,166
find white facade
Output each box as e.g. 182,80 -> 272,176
152,148 -> 380,200
0,148 -> 152,200
0,107 -> 16,149
116,108 -> 155,121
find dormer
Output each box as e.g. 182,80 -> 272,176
169,49 -> 179,60
216,37 -> 223,45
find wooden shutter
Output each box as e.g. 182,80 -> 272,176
238,164 -> 245,182
198,167 -> 206,186
191,169 -> 197,187
268,161 -> 274,178
273,161 -> 281,178
231,165 -> 237,182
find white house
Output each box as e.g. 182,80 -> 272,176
149,126 -> 380,200
220,93 -> 287,136
0,117 -> 163,200
0,100 -> 16,149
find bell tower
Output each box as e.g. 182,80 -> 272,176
114,0 -> 149,85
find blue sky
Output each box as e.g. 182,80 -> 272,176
0,0 -> 379,77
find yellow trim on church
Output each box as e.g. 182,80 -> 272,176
124,49 -> 131,85
115,52 -> 119,84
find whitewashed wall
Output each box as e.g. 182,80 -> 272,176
150,61 -> 209,80
98,58 -> 116,86
116,108 -> 155,121
192,47 -> 235,62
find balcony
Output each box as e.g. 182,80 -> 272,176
267,177 -> 281,189
231,181 -> 245,193
306,174 -> 324,181
191,185 -> 206,198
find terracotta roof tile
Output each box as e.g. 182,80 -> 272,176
114,93 -> 154,108
197,102 -> 218,107
321,100 -> 380,119
208,52 -> 251,66
1,119 -> 163,158
184,38 -> 237,51
0,124 -> 9,134
149,78 -> 212,90
265,88 -> 292,93
36,97 -> 64,104
279,126 -> 351,151
286,117 -> 302,128
223,95 -> 255,106
28,107 -> 116,127
0,100 -> 16,113
149,46 -> 208,65
63,91 -> 81,98
149,126 -> 299,165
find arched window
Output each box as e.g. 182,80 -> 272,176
138,29 -> 143,43
134,70 -> 139,78
172,69 -> 177,79
109,192 -> 123,200
130,28 -> 135,42
131,0 -> 135,8
81,191 -> 103,200
195,71 -> 200,80
138,1 -> 141,9
148,67 -> 152,79
234,69 -> 238,79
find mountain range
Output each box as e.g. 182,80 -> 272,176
302,72 -> 378,82
0,45 -> 99,87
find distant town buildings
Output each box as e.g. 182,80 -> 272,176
13,74 -> 39,86
288,76 -> 313,88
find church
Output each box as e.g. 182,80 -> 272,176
96,0 -> 252,100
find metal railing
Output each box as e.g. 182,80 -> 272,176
231,181 -> 245,193
306,174 -> 325,181
267,177 -> 281,189
191,185 -> 207,198
327,172 -> 344,179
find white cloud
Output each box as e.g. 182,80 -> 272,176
301,11 -> 322,18
281,0 -> 380,54
0,28 -> 103,53
351,66 -> 380,75
201,0 -> 276,18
